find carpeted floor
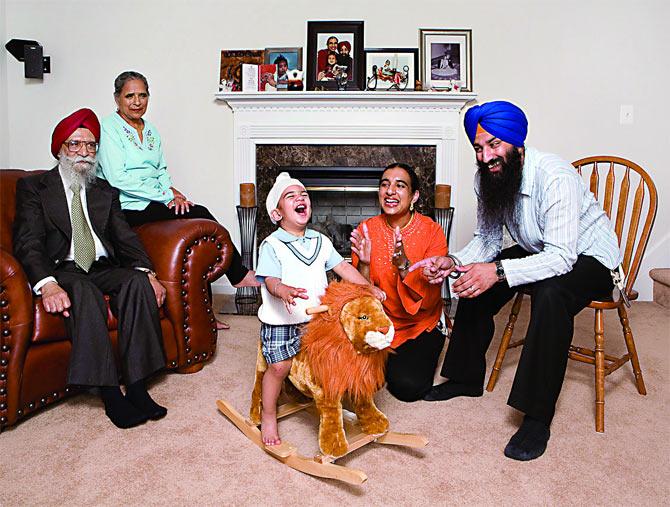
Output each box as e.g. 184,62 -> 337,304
1,301 -> 668,506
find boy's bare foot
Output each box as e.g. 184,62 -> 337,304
233,270 -> 261,288
261,410 -> 281,446
215,318 -> 230,330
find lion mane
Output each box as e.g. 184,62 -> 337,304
300,281 -> 390,404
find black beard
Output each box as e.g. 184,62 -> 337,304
476,147 -> 523,233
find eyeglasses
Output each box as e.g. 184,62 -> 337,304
63,140 -> 98,154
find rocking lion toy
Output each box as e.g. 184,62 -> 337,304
217,282 -> 428,484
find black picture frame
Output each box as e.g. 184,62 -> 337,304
363,48 -> 419,91
306,20 -> 364,91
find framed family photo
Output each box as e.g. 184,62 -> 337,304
419,29 -> 472,91
364,48 -> 419,91
306,20 -> 365,91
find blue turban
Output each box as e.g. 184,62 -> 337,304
464,101 -> 528,147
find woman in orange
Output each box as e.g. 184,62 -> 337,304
350,163 -> 447,401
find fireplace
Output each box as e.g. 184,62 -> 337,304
256,144 -> 436,256
215,90 -> 476,291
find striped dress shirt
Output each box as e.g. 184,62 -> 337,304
453,147 -> 622,288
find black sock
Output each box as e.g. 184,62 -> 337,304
504,415 -> 551,461
125,379 -> 167,420
100,386 -> 148,429
422,381 -> 483,402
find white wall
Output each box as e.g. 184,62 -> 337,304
3,0 -> 669,299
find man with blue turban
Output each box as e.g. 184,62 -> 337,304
410,101 -> 622,460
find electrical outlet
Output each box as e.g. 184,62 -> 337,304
620,105 -> 634,125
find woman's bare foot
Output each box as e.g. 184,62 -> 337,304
261,410 -> 281,446
215,318 -> 230,330
233,270 -> 261,288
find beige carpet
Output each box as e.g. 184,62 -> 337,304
2,301 -> 669,506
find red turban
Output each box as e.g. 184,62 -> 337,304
338,41 -> 351,52
51,108 -> 100,158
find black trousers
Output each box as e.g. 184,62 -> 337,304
123,201 -> 248,285
386,327 -> 446,402
55,260 -> 165,387
441,245 -> 614,425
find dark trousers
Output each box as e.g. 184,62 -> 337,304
442,245 -> 614,425
123,201 -> 248,285
55,260 -> 165,387
386,327 -> 446,402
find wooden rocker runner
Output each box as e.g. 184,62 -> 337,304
217,282 -> 428,485
216,398 -> 427,485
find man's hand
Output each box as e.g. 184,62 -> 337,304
272,281 -> 308,314
40,281 -> 71,317
148,273 -> 167,307
350,223 -> 372,265
451,262 -> 498,298
409,256 -> 456,284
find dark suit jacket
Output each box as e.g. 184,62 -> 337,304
13,167 -> 153,287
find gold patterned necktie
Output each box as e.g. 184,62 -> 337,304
70,182 -> 96,272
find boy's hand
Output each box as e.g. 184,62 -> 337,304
370,285 -> 387,302
274,282 -> 308,314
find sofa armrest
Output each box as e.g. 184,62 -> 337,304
0,248 -> 35,427
134,219 -> 233,371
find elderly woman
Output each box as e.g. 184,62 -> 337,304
96,70 -> 257,330
350,163 -> 447,401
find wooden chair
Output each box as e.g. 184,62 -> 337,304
485,156 -> 658,432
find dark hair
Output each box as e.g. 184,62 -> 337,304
381,162 -> 420,193
273,55 -> 288,66
114,71 -> 150,97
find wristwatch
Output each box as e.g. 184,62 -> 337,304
494,260 -> 506,283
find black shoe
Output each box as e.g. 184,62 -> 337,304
125,380 -> 168,420
100,386 -> 149,429
422,381 -> 483,401
504,415 -> 550,461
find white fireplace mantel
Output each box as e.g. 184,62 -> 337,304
215,90 -> 476,252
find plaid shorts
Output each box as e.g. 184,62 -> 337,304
260,322 -> 302,364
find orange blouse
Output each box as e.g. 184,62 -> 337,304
352,213 -> 447,348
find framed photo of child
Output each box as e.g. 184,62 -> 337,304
364,48 -> 419,91
419,28 -> 473,91
306,20 -> 365,91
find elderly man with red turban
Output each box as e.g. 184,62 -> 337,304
13,108 -> 168,429
411,101 -> 622,460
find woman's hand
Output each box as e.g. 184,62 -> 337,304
409,256 -> 457,284
350,223 -> 372,265
168,193 -> 194,215
391,226 -> 410,270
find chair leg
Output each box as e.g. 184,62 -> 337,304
594,308 -> 605,433
617,305 -> 647,396
486,292 -> 524,392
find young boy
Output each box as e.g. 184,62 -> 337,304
256,172 -> 384,446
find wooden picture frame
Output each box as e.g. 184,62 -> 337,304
265,47 -> 303,70
419,29 -> 472,91
364,48 -> 419,91
306,20 -> 365,91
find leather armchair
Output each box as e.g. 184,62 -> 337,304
0,170 -> 234,430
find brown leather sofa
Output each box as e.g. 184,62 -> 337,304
0,169 -> 234,431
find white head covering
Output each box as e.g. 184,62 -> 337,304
266,172 -> 305,224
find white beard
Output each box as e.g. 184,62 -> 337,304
59,153 -> 97,189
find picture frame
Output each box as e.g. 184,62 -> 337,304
306,20 -> 365,91
364,48 -> 419,91
419,29 -> 472,92
220,49 -> 264,91
264,47 -> 303,71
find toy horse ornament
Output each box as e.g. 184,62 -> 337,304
217,282 -> 428,485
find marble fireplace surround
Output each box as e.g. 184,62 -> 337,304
216,90 -> 476,278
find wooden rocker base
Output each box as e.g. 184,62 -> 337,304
216,399 -> 428,485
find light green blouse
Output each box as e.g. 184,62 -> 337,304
96,112 -> 174,210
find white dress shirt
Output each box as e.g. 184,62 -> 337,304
453,147 -> 622,287
32,167 -> 109,294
